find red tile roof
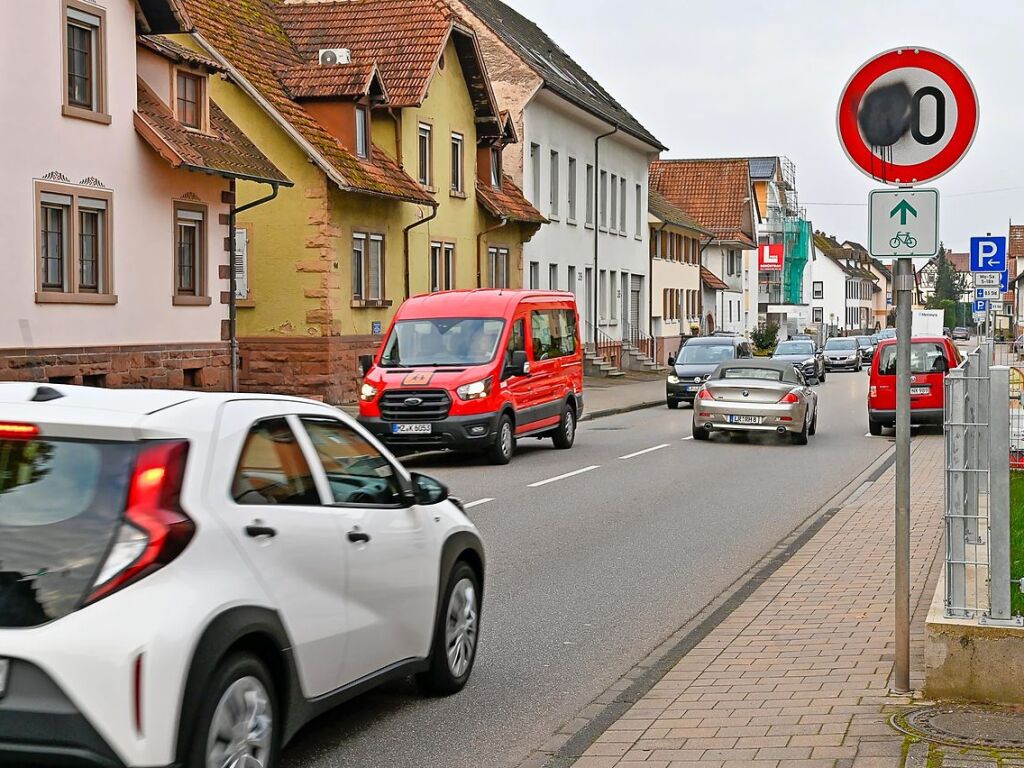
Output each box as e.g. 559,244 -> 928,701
944,252 -> 971,273
134,79 -> 289,185
276,0 -> 456,107
139,34 -> 224,71
700,266 -> 729,291
476,176 -> 545,224
1010,224 -> 1024,259
648,189 -> 711,235
180,0 -> 433,203
278,62 -> 387,100
650,159 -> 755,247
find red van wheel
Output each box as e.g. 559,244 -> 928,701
488,415 -> 515,465
552,403 -> 576,449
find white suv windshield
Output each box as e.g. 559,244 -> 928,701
380,318 -> 505,367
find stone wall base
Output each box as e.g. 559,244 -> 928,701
0,342 -> 229,390
239,335 -> 381,404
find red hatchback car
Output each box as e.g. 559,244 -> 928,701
358,290 -> 583,464
867,336 -> 963,435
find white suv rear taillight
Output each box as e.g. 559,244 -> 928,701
87,440 -> 194,604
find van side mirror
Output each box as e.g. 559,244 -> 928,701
359,354 -> 374,376
667,355 -> 676,366
509,350 -> 530,377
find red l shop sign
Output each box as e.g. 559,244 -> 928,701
759,243 -> 784,271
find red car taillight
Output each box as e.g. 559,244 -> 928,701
778,392 -> 800,404
869,385 -> 877,398
695,387 -> 714,400
87,440 -> 194,604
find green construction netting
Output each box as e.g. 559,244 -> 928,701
782,218 -> 811,305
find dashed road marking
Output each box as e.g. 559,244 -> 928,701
528,465 -> 600,488
618,443 -> 670,460
464,498 -> 494,509
682,436 -> 694,441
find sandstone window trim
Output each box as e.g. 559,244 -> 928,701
62,0 -> 110,124
429,241 -> 455,293
487,246 -> 510,289
352,231 -> 389,307
173,201 -> 211,306
34,180 -> 116,305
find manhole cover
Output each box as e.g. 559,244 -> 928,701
892,705 -> 1024,749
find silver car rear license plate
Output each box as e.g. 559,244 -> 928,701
727,415 -> 762,425
392,423 -> 432,435
0,659 -> 9,699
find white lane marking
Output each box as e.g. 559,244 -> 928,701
464,498 -> 494,509
682,436 -> 694,441
618,443 -> 670,460
528,465 -> 600,488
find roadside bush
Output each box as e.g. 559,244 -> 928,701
1011,471 -> 1024,617
751,322 -> 779,353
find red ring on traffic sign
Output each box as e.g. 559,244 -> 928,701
837,48 -> 978,184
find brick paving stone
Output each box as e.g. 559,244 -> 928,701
563,436 -> 947,767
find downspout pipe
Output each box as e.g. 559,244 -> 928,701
403,203 -> 439,299
229,180 -> 280,392
592,125 -> 618,345
477,217 -> 508,288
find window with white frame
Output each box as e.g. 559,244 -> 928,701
599,170 -> 607,228
599,270 -> 607,320
609,270 -> 617,320
813,307 -> 823,323
352,232 -> 384,301
355,106 -> 369,158
585,164 -> 594,225
429,242 -> 455,292
549,263 -> 558,290
812,281 -> 823,300
488,247 -> 509,289
567,157 -> 577,221
490,147 -> 502,187
529,261 -> 539,289
549,150 -> 559,218
417,123 -> 432,186
174,203 -> 206,299
635,183 -> 642,236
530,143 -> 541,205
450,132 -> 464,193
619,177 -> 626,234
609,174 -> 618,231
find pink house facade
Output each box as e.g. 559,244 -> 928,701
0,0 -> 286,390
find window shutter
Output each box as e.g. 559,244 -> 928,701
234,227 -> 248,299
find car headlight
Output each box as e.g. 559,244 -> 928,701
457,377 -> 493,401
667,374 -> 680,384
359,383 -> 379,402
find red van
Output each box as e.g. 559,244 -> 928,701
867,335 -> 962,435
357,290 -> 583,464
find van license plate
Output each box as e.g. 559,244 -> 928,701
0,659 -> 9,699
392,423 -> 432,435
727,415 -> 761,425
911,386 -> 930,395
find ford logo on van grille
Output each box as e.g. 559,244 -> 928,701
404,397 -> 424,407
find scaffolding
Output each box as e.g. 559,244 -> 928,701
765,157 -> 810,305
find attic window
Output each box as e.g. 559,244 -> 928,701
175,70 -> 206,130
490,148 -> 502,188
438,53 -> 446,71
355,106 -> 369,159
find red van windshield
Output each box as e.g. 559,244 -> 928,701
877,342 -> 948,376
380,318 -> 505,367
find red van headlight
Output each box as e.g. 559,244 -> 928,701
359,383 -> 379,402
457,377 -> 493,401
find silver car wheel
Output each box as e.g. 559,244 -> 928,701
564,411 -> 575,443
500,421 -> 513,458
206,676 -> 273,768
445,578 -> 478,678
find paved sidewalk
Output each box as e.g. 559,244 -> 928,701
560,435 -> 946,768
582,375 -> 665,420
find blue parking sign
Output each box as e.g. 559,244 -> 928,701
1001,270 -> 1010,292
973,299 -> 988,313
970,236 -> 1007,272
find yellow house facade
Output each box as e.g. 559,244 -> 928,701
180,0 -> 543,403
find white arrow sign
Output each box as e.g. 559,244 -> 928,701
868,188 -> 939,259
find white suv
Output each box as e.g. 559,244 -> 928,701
0,384 -> 484,768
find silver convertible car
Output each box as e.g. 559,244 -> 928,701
692,359 -> 819,444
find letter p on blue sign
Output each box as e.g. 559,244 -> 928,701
970,236 -> 1007,272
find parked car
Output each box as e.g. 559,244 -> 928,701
358,290 -> 582,464
943,326 -> 952,338
0,384 -> 484,768
867,336 -> 963,434
953,327 -> 971,341
667,335 -> 753,408
771,339 -> 826,383
877,327 -> 897,341
691,359 -> 819,445
790,333 -> 813,341
822,337 -> 863,372
855,335 -> 877,363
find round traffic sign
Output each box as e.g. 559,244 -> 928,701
837,47 -> 978,185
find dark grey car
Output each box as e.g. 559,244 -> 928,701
822,337 -> 862,372
667,336 -> 753,408
772,340 -> 825,383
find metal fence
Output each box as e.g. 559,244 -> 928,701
943,341 -> 1019,624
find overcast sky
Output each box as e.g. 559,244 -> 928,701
504,0 -> 1024,254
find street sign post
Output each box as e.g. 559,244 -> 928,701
868,188 -> 939,258
839,47 -> 978,695
970,236 -> 1007,273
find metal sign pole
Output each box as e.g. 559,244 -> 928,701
894,256 -> 912,693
